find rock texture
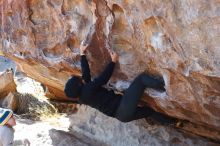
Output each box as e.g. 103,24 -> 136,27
0,57 -> 16,95
49,129 -> 107,146
1,0 -> 220,141
69,105 -> 219,146
0,56 -> 17,109
0,70 -> 16,98
0,92 -> 18,111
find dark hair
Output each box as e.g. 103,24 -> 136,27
64,76 -> 82,98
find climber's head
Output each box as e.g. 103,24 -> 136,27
64,76 -> 83,99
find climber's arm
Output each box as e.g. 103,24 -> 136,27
80,43 -> 91,83
90,51 -> 118,88
81,55 -> 91,83
91,62 -> 115,87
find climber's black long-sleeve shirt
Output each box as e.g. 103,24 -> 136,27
79,55 -> 122,117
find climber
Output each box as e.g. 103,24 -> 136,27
64,42 -> 177,124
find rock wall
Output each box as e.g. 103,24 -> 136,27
1,0 -> 220,141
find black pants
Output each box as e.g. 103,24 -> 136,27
115,73 -> 165,122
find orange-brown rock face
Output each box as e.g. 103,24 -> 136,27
1,0 -> 220,140
0,56 -> 17,109
0,70 -> 17,111
0,70 -> 16,99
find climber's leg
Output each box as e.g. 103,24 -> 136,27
148,111 -> 178,125
132,106 -> 155,120
130,106 -> 178,126
115,73 -> 165,122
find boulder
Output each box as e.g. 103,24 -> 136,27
0,70 -> 16,99
1,0 -> 220,140
0,92 -> 18,111
0,56 -> 17,110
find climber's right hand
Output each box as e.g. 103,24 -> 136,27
80,41 -> 89,55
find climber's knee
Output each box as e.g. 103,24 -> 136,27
135,73 -> 152,85
137,72 -> 147,78
133,73 -> 147,83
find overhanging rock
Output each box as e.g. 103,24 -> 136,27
1,0 -> 220,141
